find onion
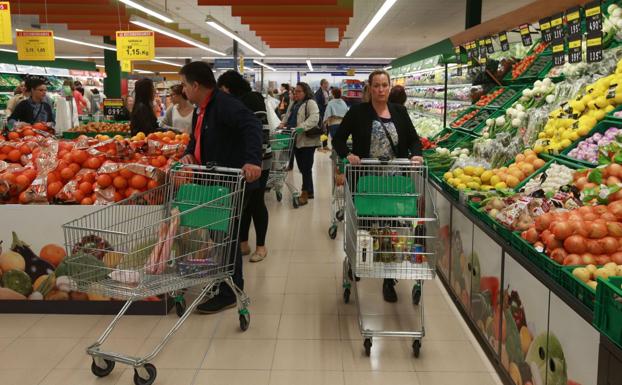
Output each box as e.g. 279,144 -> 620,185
522,227 -> 539,244
611,251 -> 622,264
551,221 -> 573,240
600,237 -> 619,254
564,235 -> 587,254
589,222 -> 608,239
608,201 -> 622,219
587,239 -> 605,254
551,248 -> 568,264
607,222 -> 622,237
596,255 -> 612,265
535,213 -> 554,232
581,253 -> 597,265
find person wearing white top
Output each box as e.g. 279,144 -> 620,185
323,88 -> 349,139
162,84 -> 194,134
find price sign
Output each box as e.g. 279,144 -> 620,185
587,31 -> 603,62
120,60 -> 132,72
499,32 -> 510,51
116,31 -> 155,61
0,2 -> 11,45
454,46 -> 461,64
16,30 -> 55,61
552,38 -> 565,66
466,41 -> 474,67
585,0 -> 602,33
520,23 -> 533,46
551,13 -> 564,40
103,98 -> 124,120
566,6 -> 581,38
486,37 -> 494,54
568,36 -> 583,63
539,17 -> 552,42
478,39 -> 486,56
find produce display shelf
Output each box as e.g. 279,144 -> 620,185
514,155 -> 591,192
409,109 -> 443,119
62,131 -> 130,139
512,232 -> 567,284
450,106 -> 503,135
504,55 -> 553,84
406,83 -> 472,89
558,119 -> 622,168
594,276 -> 622,350
606,104 -> 622,122
561,266 -> 597,311
407,96 -> 471,104
469,200 -> 516,244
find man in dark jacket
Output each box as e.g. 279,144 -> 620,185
314,79 -> 329,122
179,61 -> 263,313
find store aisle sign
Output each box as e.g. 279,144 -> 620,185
16,30 -> 55,61
116,31 -> 155,61
103,98 -> 124,119
121,60 -> 132,73
0,2 -> 12,45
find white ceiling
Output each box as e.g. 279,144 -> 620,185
9,0 -> 536,67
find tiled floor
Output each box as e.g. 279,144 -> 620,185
0,152 -> 503,385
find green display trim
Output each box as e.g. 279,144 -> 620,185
391,38 -> 455,69
0,51 -> 96,71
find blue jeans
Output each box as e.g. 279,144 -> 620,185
328,124 -> 340,138
295,146 -> 316,195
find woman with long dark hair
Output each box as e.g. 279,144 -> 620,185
130,78 -> 159,135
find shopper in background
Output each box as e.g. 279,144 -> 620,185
162,84 -> 193,134
277,83 -> 290,118
178,61 -> 262,313
333,69 -> 423,303
279,82 -> 320,206
73,81 -> 89,115
116,95 -> 134,121
130,78 -> 159,136
388,85 -> 407,106
217,70 -> 271,263
470,57 -> 514,103
314,79 -> 330,122
5,85 -> 25,116
9,76 -> 55,127
323,87 -> 349,140
89,88 -> 103,115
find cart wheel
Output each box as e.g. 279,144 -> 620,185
363,338 -> 372,356
328,225 -> 338,239
91,358 -> 115,377
239,311 -> 250,331
412,285 -> 422,306
413,340 -> 422,358
133,363 -> 157,385
276,191 -> 282,202
348,266 -> 360,282
292,197 -> 299,209
175,297 -> 186,317
343,287 -> 351,304
336,209 -> 344,222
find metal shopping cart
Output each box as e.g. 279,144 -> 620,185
341,159 -> 438,358
328,150 -> 345,239
62,164 -> 250,385
266,129 -> 300,208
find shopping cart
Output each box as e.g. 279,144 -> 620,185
62,164 -> 250,385
266,129 -> 300,208
341,159 -> 438,358
328,150 -> 345,239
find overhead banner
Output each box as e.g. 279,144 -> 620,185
116,31 -> 155,61
16,30 -> 55,61
0,2 -> 12,45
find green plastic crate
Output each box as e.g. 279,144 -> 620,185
174,184 -> 232,232
512,233 -> 566,283
354,175 -> 417,217
594,276 -> 622,349
475,85 -> 525,110
450,107 -> 503,134
62,131 -> 129,139
558,120 -> 622,168
504,55 -> 553,84
561,266 -> 597,311
514,156 -> 591,192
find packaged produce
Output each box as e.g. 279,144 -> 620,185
519,163 -> 575,195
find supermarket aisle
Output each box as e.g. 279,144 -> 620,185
0,151 -> 502,385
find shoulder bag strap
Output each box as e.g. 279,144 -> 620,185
376,114 -> 398,157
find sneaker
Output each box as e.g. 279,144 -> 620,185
250,251 -> 267,262
382,279 -> 398,303
196,295 -> 236,314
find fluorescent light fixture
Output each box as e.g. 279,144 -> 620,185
155,56 -> 192,59
306,60 -> 313,71
346,0 -> 397,57
151,59 -> 183,67
119,0 -> 173,23
130,16 -> 226,56
57,55 -> 105,59
201,56 -> 395,61
383,65 -> 392,70
134,69 -> 154,74
0,48 -> 17,53
96,64 -> 105,68
253,60 -> 276,72
205,16 -> 264,57
159,71 -> 178,74
16,28 -> 115,51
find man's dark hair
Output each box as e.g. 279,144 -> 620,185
217,70 -> 252,98
281,83 -> 290,91
24,76 -> 47,92
179,61 -> 216,88
388,85 -> 407,106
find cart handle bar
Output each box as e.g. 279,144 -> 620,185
171,162 -> 243,176
355,158 -> 422,166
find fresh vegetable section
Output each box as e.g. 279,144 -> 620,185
566,126 -> 622,165
450,108 -> 498,132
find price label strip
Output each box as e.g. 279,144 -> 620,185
16,30 -> 55,61
586,31 -> 603,63
585,0 -> 602,34
116,31 -> 155,61
539,17 -> 552,42
552,38 -> 565,66
0,2 -> 12,45
520,23 -> 533,46
499,32 -> 510,51
486,37 -> 494,54
566,6 -> 581,38
550,13 -> 564,40
568,36 -> 583,63
103,98 -> 125,120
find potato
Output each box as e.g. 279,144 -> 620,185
587,280 -> 598,290
573,267 -> 591,283
594,268 -> 614,281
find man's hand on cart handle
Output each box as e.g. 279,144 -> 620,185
242,163 -> 262,182
179,154 -> 198,165
347,154 -> 361,165
410,156 -> 423,165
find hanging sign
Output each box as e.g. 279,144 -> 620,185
519,24 -> 533,46
466,41 -> 474,67
568,36 -> 583,63
499,32 -> 510,51
454,46 -> 462,76
551,13 -> 564,40
585,1 -> 602,33
116,31 -> 155,61
16,30 -> 55,61
239,55 -> 245,72
0,2 -> 12,45
120,60 -> 132,72
478,39 -> 486,56
552,38 -> 565,66
566,6 -> 582,37
485,37 -> 494,54
103,98 -> 124,119
539,17 -> 552,42
586,31 -> 603,62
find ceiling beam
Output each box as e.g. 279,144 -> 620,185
241,16 -> 350,25
199,0 -> 337,4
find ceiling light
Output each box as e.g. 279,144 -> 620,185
383,65 -> 392,70
57,55 -> 105,59
134,69 -> 153,74
253,60 -> 276,72
151,59 -> 183,67
205,16 -> 265,57
346,0 -> 397,57
0,48 -> 17,53
159,71 -> 178,74
306,60 -> 313,71
155,56 -> 192,59
130,16 -> 226,56
119,0 -> 173,23
96,64 -> 105,68
16,29 -> 115,51
201,56 -> 395,61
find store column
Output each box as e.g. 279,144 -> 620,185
103,36 -> 121,98
465,0 -> 482,28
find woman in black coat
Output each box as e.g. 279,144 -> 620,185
333,69 -> 423,304
130,78 -> 159,136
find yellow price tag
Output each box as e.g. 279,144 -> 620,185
120,60 -> 132,72
587,36 -> 602,47
16,30 -> 55,61
553,44 -> 564,53
569,39 -> 582,49
586,5 -> 601,17
540,21 -> 551,30
347,68 -> 356,76
499,34 -> 507,41
116,31 -> 155,61
0,2 -> 12,45
567,11 -> 580,21
550,17 -> 562,27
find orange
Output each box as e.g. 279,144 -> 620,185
147,179 -> 159,189
23,169 -> 37,182
1,145 -> 11,154
7,149 -> 21,163
129,174 -> 147,190
113,176 -> 127,189
39,244 -> 66,267
60,167 -> 75,181
19,144 -> 31,155
68,163 -> 81,175
8,132 -> 20,141
80,197 -> 94,205
84,157 -> 102,170
82,171 -> 96,184
47,181 -> 62,198
97,174 -> 112,188
15,175 -> 30,191
119,168 -> 134,179
71,150 -> 88,165
72,190 -> 85,203
113,191 -> 123,202
18,191 -> 30,204
78,181 -> 93,195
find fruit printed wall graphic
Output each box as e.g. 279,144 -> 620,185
525,333 -> 568,385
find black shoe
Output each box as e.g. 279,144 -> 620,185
196,295 -> 236,314
308,194 -> 314,199
383,279 -> 398,303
